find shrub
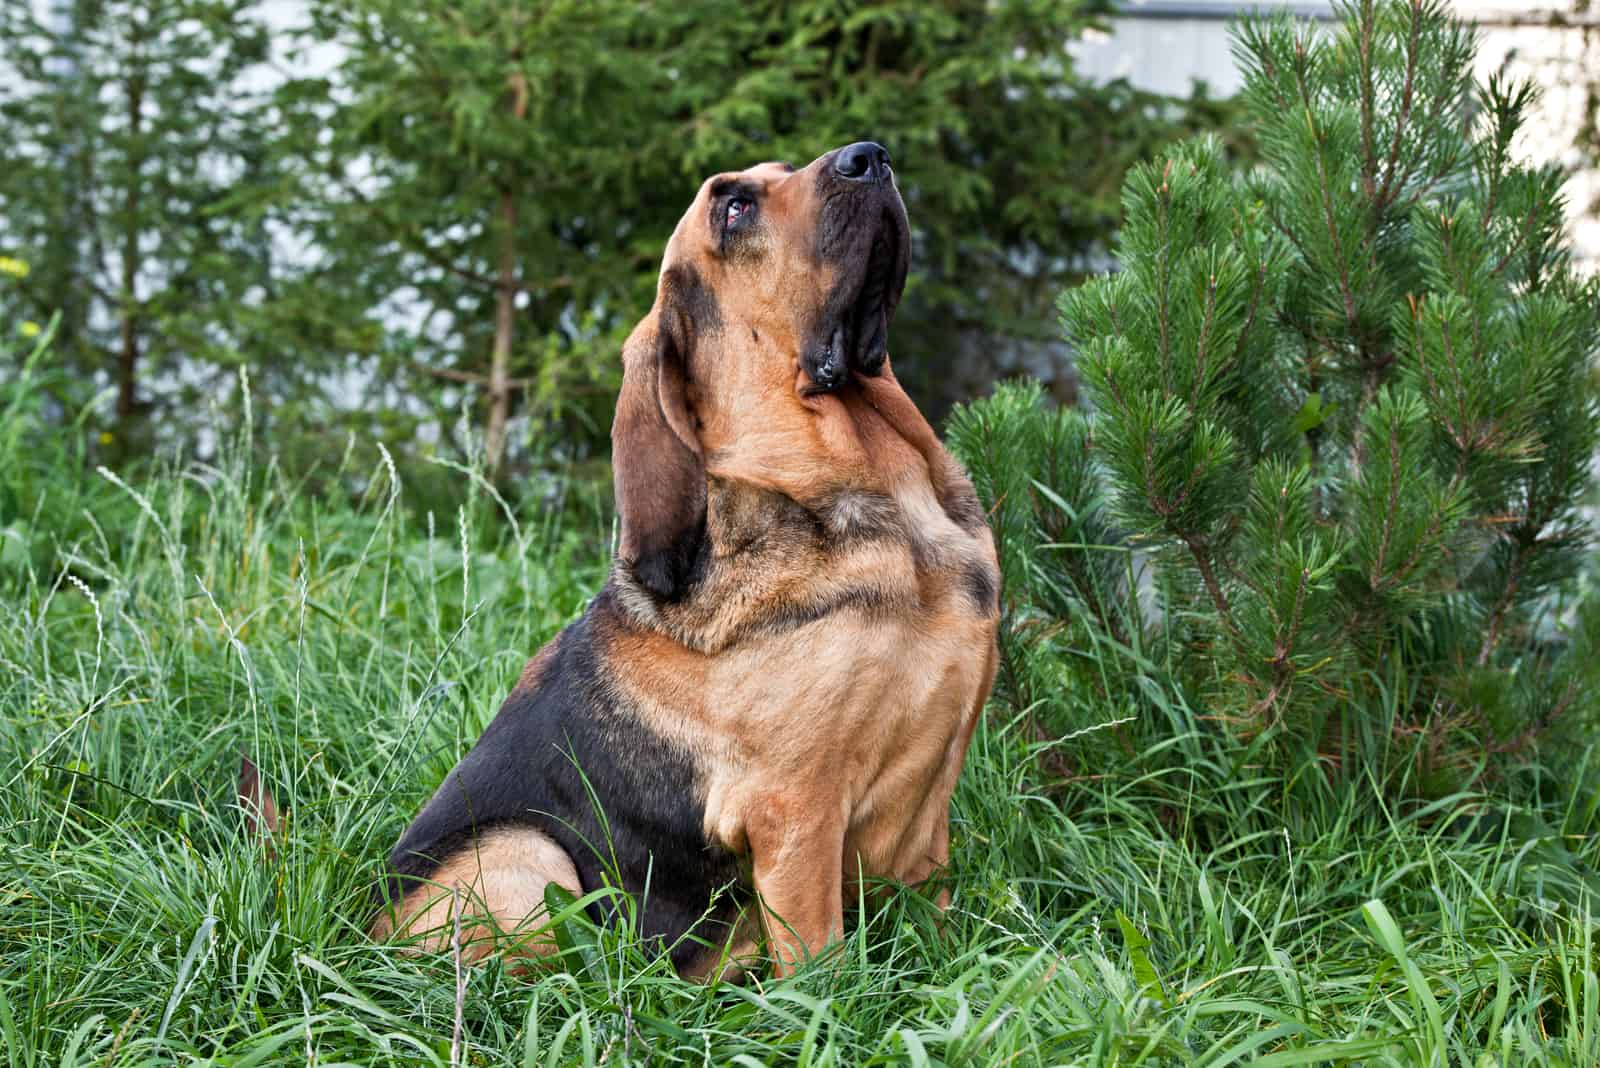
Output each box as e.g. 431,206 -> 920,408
948,0 -> 1600,791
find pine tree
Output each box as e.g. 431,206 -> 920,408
950,0 -> 1600,787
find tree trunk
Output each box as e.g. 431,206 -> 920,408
483,71 -> 529,476
485,186 -> 517,474
117,38 -> 145,423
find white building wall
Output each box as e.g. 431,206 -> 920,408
1462,3 -> 1600,276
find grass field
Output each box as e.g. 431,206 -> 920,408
4,395 -> 1600,1066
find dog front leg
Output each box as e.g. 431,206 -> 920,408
746,794 -> 845,977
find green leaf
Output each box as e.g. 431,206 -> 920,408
1115,909 -> 1171,1007
543,881 -> 598,972
1290,392 -> 1335,434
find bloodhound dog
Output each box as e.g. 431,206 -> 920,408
372,142 -> 1000,979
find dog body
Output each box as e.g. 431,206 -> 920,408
376,144 -> 999,977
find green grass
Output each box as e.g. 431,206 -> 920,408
4,401 -> 1600,1066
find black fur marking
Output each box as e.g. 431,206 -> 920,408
707,482 -> 907,558
706,479 -> 823,557
377,600 -> 744,970
661,263 -> 721,341
691,480 -> 911,642
941,482 -> 988,533
631,532 -> 712,607
805,163 -> 911,384
708,177 -> 761,202
962,560 -> 999,618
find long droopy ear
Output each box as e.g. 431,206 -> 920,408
611,276 -> 707,600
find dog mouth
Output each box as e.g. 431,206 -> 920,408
802,213 -> 906,395
845,218 -> 900,374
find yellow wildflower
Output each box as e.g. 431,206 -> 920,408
99,431 -> 114,446
19,320 -> 41,338
0,256 -> 29,279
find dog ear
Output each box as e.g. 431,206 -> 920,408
611,280 -> 707,600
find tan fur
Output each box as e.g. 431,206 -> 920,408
602,370 -> 998,975
370,825 -> 581,966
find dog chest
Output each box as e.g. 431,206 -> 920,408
691,596 -> 992,873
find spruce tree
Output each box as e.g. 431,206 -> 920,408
950,0 -> 1600,787
0,0 -> 276,455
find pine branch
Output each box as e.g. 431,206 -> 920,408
1227,260 -> 1269,375
1190,274 -> 1220,396
1293,51 -> 1361,344
1488,195 -> 1545,280
1248,565 -> 1311,722
1475,539 -> 1526,667
1155,160 -> 1175,386
1434,314 -> 1473,453
1373,0 -> 1424,214
1389,89 -> 1473,217
1356,0 -> 1378,199
1181,532 -> 1241,641
1367,409 -> 1404,589
1263,203 -> 1318,272
1380,492 -> 1457,592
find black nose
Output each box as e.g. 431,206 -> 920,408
833,141 -> 891,183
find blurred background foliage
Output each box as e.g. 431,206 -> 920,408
0,0 -> 1240,506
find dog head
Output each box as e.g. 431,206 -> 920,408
612,143 -> 912,599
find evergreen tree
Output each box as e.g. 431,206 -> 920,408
950,0 -> 1600,788
264,0 -> 724,474
0,0 -> 276,455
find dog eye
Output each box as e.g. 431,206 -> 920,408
725,197 -> 754,229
